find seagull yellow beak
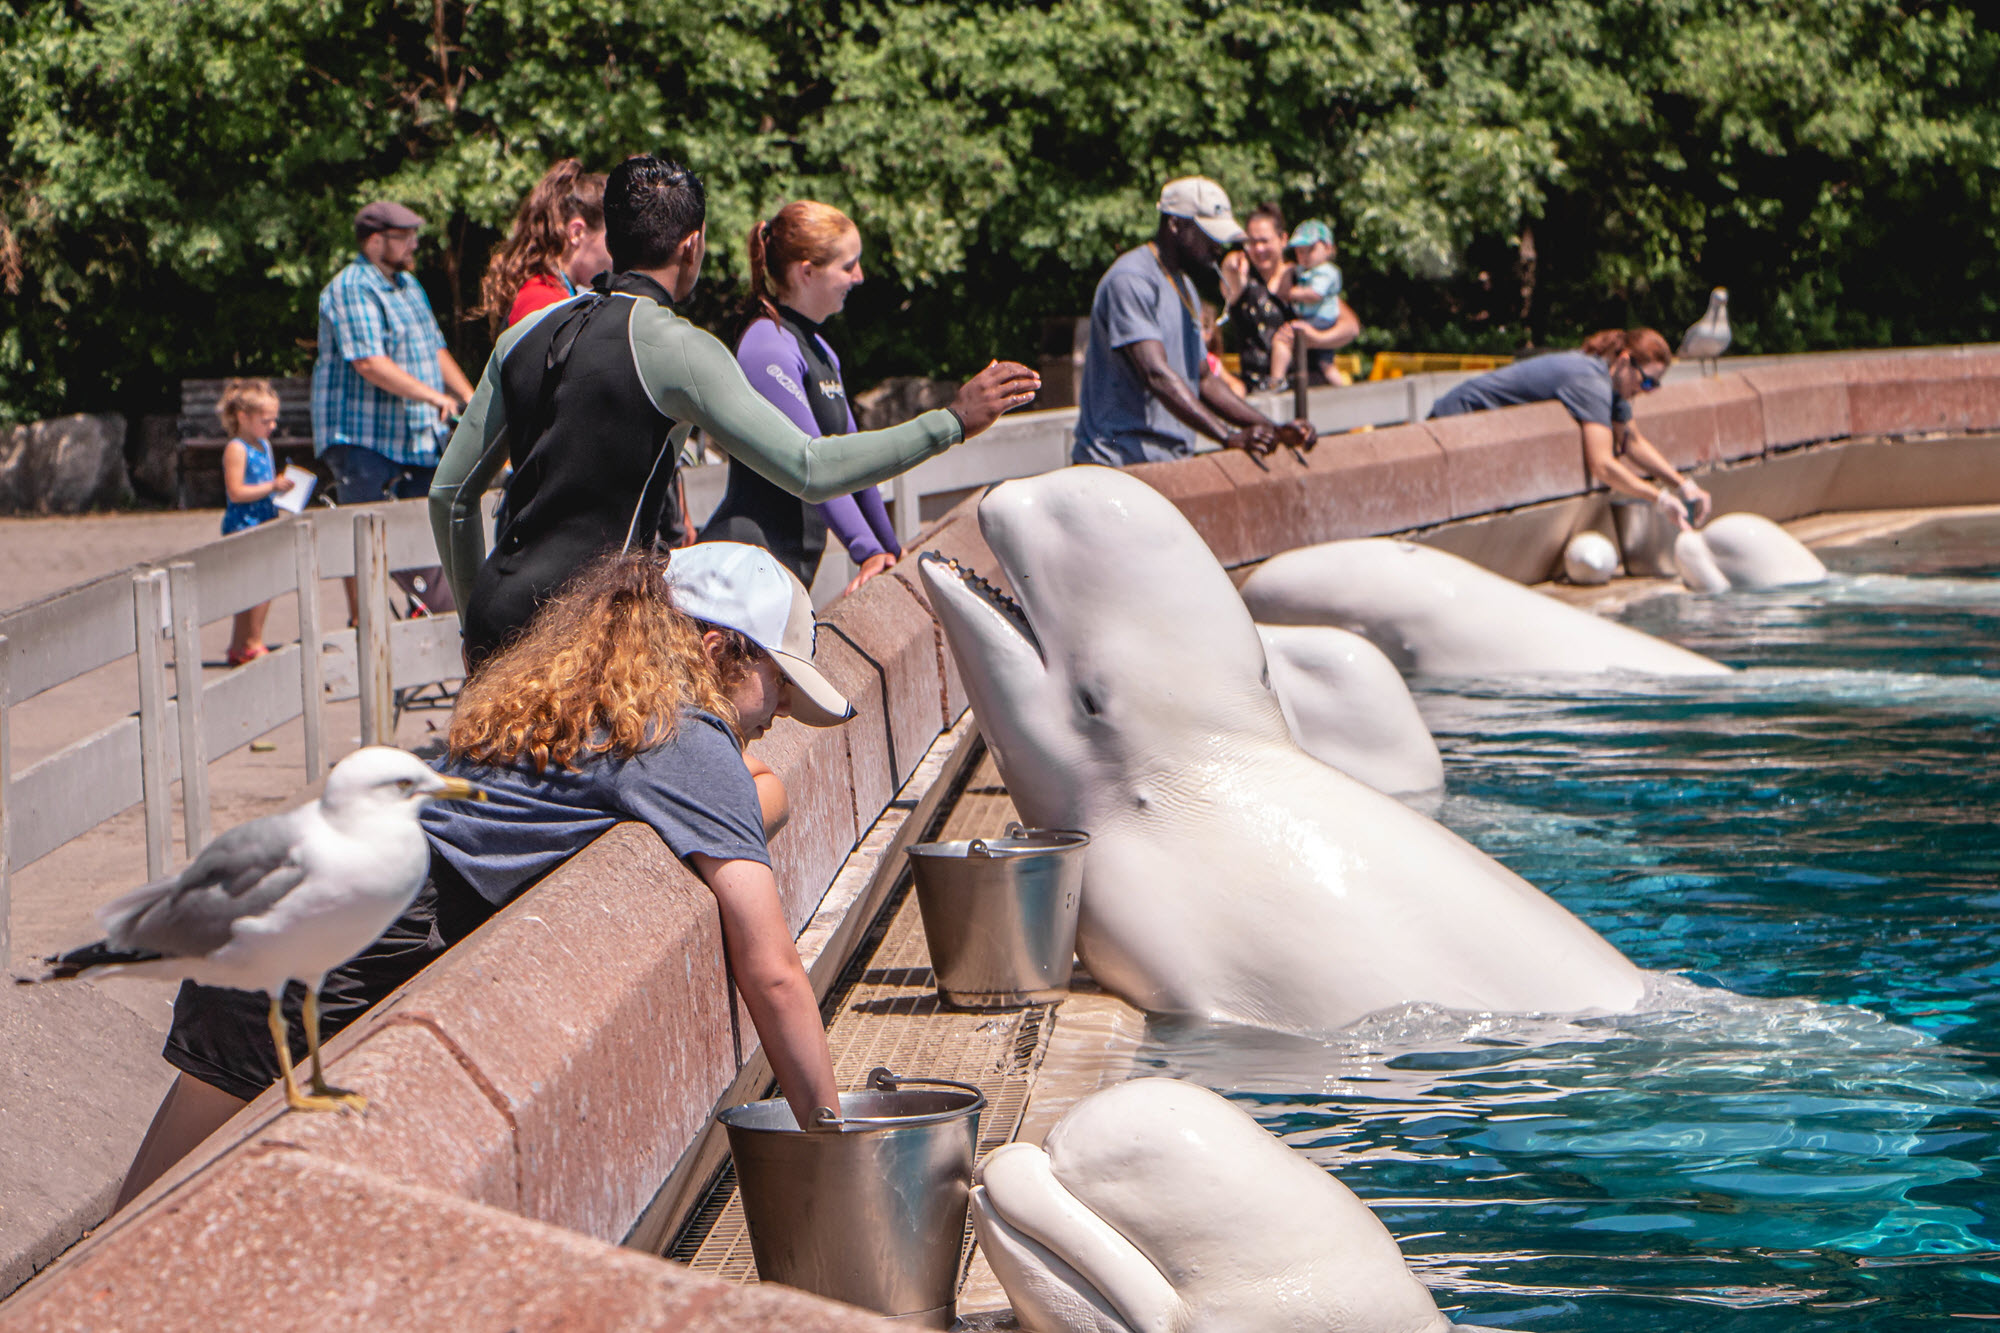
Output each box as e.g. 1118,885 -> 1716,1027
434,776 -> 488,803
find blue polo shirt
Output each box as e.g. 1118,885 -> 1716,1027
311,255 -> 450,466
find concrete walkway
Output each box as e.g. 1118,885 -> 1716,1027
1,507 -> 449,1298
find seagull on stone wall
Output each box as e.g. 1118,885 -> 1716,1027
19,747 -> 483,1113
1679,287 -> 1732,369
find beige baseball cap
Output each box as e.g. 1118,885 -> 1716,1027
1158,177 -> 1246,245
666,543 -> 855,728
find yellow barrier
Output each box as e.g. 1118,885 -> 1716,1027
1367,351 -> 1513,381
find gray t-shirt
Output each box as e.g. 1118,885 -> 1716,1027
1073,245 -> 1206,466
1428,351 -> 1633,427
420,710 -> 768,906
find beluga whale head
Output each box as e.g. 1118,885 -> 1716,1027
972,1078 -> 1492,1332
920,465 -> 1646,1033
919,465 -> 1290,833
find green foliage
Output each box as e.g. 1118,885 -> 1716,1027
1,0 -> 1996,424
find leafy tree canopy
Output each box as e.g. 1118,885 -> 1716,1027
1,0 -> 1995,423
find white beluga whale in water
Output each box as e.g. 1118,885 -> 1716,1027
972,1078 -> 1508,1333
1562,529 -> 1620,585
1674,512 -> 1829,592
1240,538 -> 1730,678
917,466 -> 1646,1034
1257,623 -> 1442,796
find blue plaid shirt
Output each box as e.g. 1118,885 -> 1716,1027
311,256 -> 449,466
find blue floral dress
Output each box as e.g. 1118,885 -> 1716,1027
221,437 -> 280,535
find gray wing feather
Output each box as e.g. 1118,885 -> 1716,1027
98,809 -> 315,959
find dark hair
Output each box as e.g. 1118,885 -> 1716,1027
476,160 -> 606,331
1246,202 -> 1288,236
604,154 -> 707,272
1580,328 -> 1673,367
746,200 -> 858,326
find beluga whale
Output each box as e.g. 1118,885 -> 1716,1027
1674,512 -> 1829,592
918,466 -> 1646,1035
1257,623 -> 1443,796
972,1078 -> 1508,1332
1240,538 -> 1730,678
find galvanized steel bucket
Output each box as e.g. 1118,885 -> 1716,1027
904,823 -> 1089,1009
717,1067 -> 986,1327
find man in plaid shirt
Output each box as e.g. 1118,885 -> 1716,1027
311,200 -> 475,506
312,200 -> 475,617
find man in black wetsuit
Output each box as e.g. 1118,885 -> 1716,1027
432,154 -> 1039,667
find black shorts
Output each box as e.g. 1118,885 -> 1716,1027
163,853 -> 499,1102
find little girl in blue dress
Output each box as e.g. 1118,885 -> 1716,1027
216,379 -> 295,665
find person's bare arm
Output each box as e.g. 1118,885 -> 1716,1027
1583,422 -> 1695,528
743,753 -> 790,839
691,854 -> 840,1127
1197,360 -> 1317,451
1288,305 -> 1362,353
221,440 -> 290,504
1218,251 -> 1248,307
1618,424 -> 1713,523
438,349 -> 475,409
351,355 -> 455,413
1118,339 -> 1273,453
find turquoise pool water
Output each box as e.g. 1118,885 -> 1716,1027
1139,517 -> 2000,1329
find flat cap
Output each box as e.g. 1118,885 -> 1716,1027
354,200 -> 425,236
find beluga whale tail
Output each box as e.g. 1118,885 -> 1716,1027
919,466 -> 1646,1036
1240,538 -> 1729,678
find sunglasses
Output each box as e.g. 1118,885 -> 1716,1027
1638,373 -> 1661,392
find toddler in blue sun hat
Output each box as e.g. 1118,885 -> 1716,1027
1283,220 -> 1344,330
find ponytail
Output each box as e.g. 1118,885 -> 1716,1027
742,200 -> 858,329
476,159 -> 608,332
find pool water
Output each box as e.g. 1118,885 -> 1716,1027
1137,518 -> 2000,1329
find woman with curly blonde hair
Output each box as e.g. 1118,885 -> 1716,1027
132,546 -> 848,1196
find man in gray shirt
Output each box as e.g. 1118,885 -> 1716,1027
1073,177 -> 1316,466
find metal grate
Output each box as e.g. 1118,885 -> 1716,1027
671,754 -> 1054,1291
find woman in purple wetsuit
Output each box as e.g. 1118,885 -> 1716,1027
700,201 -> 902,596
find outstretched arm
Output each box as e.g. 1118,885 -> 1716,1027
1583,423 -> 1698,529
1118,338 -> 1275,454
1618,425 -> 1712,523
690,853 -> 839,1127
651,322 -> 1036,501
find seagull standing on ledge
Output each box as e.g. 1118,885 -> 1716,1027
21,747 -> 483,1113
1679,287 -> 1732,367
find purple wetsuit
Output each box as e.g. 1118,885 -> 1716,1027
733,316 -> 900,564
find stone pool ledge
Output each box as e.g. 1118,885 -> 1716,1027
7,348 -> 2000,1329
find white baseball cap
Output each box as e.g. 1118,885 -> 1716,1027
665,542 -> 855,728
1158,177 -> 1246,245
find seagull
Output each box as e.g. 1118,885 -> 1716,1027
20,747 -> 483,1113
1679,287 -> 1732,363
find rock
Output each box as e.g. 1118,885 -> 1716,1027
0,413 -> 133,514
852,376 -> 958,430
127,413 -> 182,505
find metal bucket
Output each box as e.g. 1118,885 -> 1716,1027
718,1067 -> 986,1326
905,823 -> 1089,1009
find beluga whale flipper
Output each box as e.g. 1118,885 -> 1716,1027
1240,538 -> 1730,677
918,466 -> 1646,1034
972,1078 -> 1504,1332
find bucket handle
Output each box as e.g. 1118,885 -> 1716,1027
808,1067 -> 988,1130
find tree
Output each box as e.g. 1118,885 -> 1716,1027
1,0 -> 1995,427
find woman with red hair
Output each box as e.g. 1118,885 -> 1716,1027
476,159 -> 611,331
1431,329 -> 1712,570
699,201 -> 902,596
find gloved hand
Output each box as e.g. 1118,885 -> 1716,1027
1652,487 -> 1693,531
1677,479 -> 1713,526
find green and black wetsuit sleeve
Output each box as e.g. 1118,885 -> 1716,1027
635,309 -> 963,503
429,314 -> 538,612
